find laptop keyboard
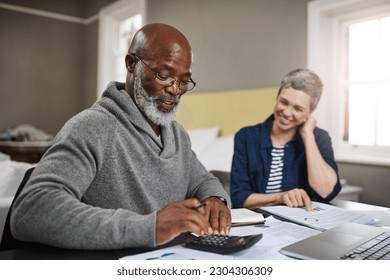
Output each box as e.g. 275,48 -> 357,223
341,232 -> 390,260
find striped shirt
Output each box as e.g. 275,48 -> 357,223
265,146 -> 285,193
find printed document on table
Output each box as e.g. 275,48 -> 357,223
119,245 -> 234,260
260,201 -> 378,231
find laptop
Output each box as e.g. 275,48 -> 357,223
280,222 -> 390,260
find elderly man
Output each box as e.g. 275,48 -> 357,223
11,23 -> 231,250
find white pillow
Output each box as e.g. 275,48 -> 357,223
196,136 -> 234,172
187,126 -> 220,156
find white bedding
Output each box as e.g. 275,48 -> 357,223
0,153 -> 34,240
187,127 -> 234,173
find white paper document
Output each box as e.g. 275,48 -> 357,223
260,201 -> 378,231
120,216 -> 321,260
119,245 -> 235,260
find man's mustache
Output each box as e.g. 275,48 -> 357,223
146,95 -> 180,103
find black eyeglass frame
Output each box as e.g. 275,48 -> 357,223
133,54 -> 196,91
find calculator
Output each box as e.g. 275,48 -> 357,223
184,233 -> 263,254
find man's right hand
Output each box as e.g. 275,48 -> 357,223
156,198 -> 210,246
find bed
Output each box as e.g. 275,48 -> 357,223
0,153 -> 35,240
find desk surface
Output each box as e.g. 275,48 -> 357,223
0,234 -> 187,260
1,200 -> 389,260
0,245 -> 145,260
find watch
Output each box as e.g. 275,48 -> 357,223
210,196 -> 227,205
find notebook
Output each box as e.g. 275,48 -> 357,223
280,222 -> 390,260
231,208 -> 265,226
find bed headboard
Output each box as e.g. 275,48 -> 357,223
176,87 -> 277,136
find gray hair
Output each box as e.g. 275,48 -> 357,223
277,68 -> 323,111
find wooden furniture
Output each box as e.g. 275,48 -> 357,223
0,141 -> 52,163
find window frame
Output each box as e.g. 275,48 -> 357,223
308,0 -> 390,166
97,0 -> 146,98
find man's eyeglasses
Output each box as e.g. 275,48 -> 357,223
134,55 -> 196,91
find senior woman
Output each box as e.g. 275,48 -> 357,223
230,69 -> 341,210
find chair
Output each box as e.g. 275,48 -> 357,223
210,170 -> 230,195
0,167 -> 35,251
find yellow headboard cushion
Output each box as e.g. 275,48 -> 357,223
176,87 -> 278,136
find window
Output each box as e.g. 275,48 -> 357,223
346,17 -> 390,146
308,0 -> 390,166
114,15 -> 143,84
97,0 -> 146,98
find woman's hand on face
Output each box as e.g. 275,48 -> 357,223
299,115 -> 316,139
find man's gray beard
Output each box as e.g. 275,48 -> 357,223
133,71 -> 179,127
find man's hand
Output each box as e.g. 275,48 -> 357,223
202,197 -> 231,236
277,188 -> 312,211
156,198 -> 209,246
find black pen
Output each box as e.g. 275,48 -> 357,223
194,202 -> 207,209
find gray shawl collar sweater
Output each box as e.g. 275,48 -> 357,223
11,82 -> 230,249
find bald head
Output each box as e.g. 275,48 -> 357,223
128,23 -> 192,62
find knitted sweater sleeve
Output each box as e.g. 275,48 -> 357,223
11,111 -> 156,250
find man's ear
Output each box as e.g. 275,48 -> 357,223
125,54 -> 136,72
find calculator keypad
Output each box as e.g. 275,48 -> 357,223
193,235 -> 230,247
185,233 -> 263,254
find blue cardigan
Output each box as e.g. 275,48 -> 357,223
230,115 -> 341,208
